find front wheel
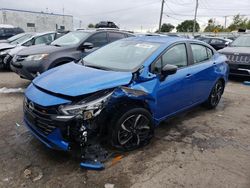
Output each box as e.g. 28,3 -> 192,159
204,80 -> 224,109
109,107 -> 154,151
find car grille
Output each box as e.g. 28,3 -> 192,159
226,54 -> 250,64
24,98 -> 58,135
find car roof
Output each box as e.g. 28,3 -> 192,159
75,28 -> 134,35
34,31 -> 56,36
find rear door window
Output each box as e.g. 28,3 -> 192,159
108,32 -> 126,42
85,32 -> 108,47
191,44 -> 213,64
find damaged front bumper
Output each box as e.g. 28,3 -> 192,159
23,99 -> 108,170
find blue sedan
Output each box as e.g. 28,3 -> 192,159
24,36 -> 229,168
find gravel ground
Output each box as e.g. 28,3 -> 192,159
0,71 -> 250,188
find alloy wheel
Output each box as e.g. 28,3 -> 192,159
117,114 -> 152,150
210,81 -> 223,106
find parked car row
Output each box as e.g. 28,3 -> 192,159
10,29 -> 134,79
0,31 -> 67,69
197,36 -> 232,50
0,24 -> 24,40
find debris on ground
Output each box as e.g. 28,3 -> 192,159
104,183 -> 115,188
23,169 -> 31,179
0,87 -> 24,93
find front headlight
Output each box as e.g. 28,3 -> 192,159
25,54 -> 48,61
59,91 -> 113,119
0,49 -> 10,55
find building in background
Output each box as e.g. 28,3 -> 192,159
0,8 -> 73,32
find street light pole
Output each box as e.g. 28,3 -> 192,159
158,0 -> 165,33
193,0 -> 199,36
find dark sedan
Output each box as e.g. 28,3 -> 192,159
219,35 -> 250,77
11,29 -> 134,80
198,37 -> 232,50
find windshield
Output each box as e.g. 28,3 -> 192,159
51,31 -> 90,46
83,40 -> 161,72
10,34 -> 33,45
7,33 -> 26,42
230,35 -> 250,47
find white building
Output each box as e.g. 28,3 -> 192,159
0,8 -> 73,32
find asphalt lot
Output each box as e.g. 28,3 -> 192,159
0,70 -> 250,188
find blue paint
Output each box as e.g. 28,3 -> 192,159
33,63 -> 132,97
24,36 -> 229,161
24,118 -> 69,151
80,161 -> 105,170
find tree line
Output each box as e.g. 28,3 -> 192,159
158,14 -> 250,33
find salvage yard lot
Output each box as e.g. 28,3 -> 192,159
0,71 -> 250,188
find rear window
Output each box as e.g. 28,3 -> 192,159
191,44 -> 213,64
108,32 -> 126,42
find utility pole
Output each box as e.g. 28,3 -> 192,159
224,16 -> 227,29
158,0 -> 165,33
193,0 -> 199,36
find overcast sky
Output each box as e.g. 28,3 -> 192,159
1,0 -> 250,32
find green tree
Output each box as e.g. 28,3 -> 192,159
160,23 -> 175,32
204,19 -> 225,32
88,23 -> 95,28
228,14 -> 248,31
176,20 -> 200,32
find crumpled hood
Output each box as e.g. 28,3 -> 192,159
0,43 -> 16,51
33,62 -> 133,97
219,46 -> 250,54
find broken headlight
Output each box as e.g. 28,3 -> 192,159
59,91 -> 113,120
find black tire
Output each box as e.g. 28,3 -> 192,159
109,106 -> 154,151
204,79 -> 224,109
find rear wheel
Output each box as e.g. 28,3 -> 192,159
109,107 -> 154,151
204,80 -> 224,109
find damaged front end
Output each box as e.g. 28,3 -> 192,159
23,81 -> 154,170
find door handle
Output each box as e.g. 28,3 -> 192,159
186,73 -> 192,78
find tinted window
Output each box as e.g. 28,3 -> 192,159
108,32 -> 126,42
86,32 -> 108,47
191,44 -> 213,64
35,33 -> 54,45
23,39 -> 34,46
200,38 -> 210,43
51,31 -> 90,46
230,35 -> 250,47
10,34 -> 34,45
210,39 -> 224,44
153,44 -> 188,73
162,44 -> 188,68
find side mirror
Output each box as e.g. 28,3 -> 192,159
81,42 -> 94,50
225,42 -> 231,47
161,64 -> 177,77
